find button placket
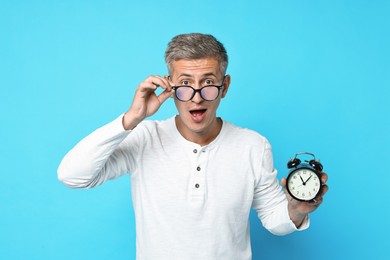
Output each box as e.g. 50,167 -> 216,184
193,148 -> 207,194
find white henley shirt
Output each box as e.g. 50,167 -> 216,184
58,115 -> 308,260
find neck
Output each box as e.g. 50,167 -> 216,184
175,116 -> 222,146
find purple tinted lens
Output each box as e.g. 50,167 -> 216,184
201,86 -> 219,100
176,87 -> 194,101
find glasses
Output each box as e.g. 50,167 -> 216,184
172,76 -> 226,102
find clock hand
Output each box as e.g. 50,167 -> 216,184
299,175 -> 305,185
303,175 -> 312,185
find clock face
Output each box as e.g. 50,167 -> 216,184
287,168 -> 321,201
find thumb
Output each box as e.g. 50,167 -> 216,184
280,178 -> 287,189
157,89 -> 174,104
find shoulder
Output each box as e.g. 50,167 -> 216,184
136,116 -> 175,132
220,121 -> 275,179
222,120 -> 271,148
128,117 -> 176,145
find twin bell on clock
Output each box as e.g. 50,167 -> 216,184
286,152 -> 324,202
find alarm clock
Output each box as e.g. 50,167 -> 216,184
286,152 -> 323,202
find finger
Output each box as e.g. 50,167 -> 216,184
309,199 -> 322,208
280,178 -> 287,188
155,75 -> 174,94
138,75 -> 173,96
320,172 -> 328,184
311,186 -> 328,207
137,82 -> 158,95
165,74 -> 175,87
149,75 -> 172,91
157,89 -> 173,104
143,75 -> 166,89
154,76 -> 174,95
319,184 -> 329,197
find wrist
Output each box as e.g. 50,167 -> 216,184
122,111 -> 143,130
288,204 -> 307,228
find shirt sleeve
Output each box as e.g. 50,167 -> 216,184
251,140 -> 310,235
57,114 -> 140,189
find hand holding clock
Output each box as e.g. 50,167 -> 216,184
282,152 -> 329,228
281,172 -> 328,228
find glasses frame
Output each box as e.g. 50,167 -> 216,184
171,76 -> 226,102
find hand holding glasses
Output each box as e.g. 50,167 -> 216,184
124,75 -> 226,130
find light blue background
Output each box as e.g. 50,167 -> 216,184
1,0 -> 389,259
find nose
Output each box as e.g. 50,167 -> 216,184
191,90 -> 204,103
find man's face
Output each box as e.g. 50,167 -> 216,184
167,57 -> 230,141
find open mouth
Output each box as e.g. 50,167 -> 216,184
189,109 -> 207,122
190,109 -> 207,116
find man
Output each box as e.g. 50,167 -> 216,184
58,33 -> 328,260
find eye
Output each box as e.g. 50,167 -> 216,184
181,80 -> 190,85
205,79 -> 214,85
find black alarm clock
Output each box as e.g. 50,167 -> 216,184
286,152 -> 323,202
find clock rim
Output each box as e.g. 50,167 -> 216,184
286,165 -> 322,202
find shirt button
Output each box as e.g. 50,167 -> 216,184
195,184 -> 200,188
193,149 -> 198,154
196,166 -> 201,171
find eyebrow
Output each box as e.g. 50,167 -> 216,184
177,72 -> 218,78
177,73 -> 192,78
203,73 -> 218,78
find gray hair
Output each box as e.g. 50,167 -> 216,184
164,33 -> 228,77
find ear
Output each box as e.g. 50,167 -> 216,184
221,75 -> 231,98
164,75 -> 174,98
